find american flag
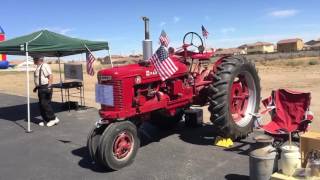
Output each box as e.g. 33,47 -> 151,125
149,46 -> 178,81
86,50 -> 95,76
201,25 -> 209,39
159,30 -> 169,47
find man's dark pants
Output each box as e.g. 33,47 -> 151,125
37,86 -> 56,122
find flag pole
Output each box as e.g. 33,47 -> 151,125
84,44 -> 97,76
203,37 -> 207,51
107,48 -> 113,68
201,25 -> 208,51
84,44 -> 96,58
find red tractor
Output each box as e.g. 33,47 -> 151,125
87,18 -> 261,170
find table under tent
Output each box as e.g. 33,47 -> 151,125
0,30 -> 109,132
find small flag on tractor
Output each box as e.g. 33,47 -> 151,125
159,30 -> 169,47
86,49 -> 95,76
201,25 -> 209,39
149,46 -> 178,81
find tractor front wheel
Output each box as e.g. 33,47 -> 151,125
87,125 -> 106,165
208,56 -> 260,140
97,121 -> 140,170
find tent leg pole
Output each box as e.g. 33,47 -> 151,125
26,45 -> 32,133
58,57 -> 64,103
81,55 -> 86,107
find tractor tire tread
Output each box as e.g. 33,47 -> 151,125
208,56 -> 261,140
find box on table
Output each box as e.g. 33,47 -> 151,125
300,131 -> 320,167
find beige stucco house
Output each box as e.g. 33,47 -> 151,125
277,38 -> 304,52
246,42 -> 274,54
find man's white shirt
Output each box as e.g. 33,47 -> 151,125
34,63 -> 52,86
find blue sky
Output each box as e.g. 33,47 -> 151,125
1,0 -> 320,59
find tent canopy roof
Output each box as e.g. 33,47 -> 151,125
0,30 -> 108,57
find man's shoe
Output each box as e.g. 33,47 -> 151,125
39,122 -> 45,126
46,117 -> 60,127
54,117 -> 60,124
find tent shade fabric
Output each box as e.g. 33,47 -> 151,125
0,30 -> 109,57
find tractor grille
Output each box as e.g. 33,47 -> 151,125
102,80 -> 123,110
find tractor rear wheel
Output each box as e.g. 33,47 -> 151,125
208,56 -> 260,140
97,121 -> 140,170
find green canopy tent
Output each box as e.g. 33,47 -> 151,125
0,30 -> 110,132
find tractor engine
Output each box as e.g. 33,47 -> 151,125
97,59 -> 193,123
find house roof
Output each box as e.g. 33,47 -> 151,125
277,38 -> 302,44
238,44 -> 248,49
247,41 -> 273,47
305,40 -> 320,46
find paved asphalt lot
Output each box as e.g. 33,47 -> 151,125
0,93 -> 253,180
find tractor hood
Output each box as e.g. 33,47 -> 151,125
99,63 -> 151,79
98,58 -> 188,82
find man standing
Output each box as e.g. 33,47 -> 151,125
33,56 -> 59,127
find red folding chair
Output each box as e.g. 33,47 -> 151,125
258,89 -> 313,145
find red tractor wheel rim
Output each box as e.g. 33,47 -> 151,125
113,131 -> 133,160
230,75 -> 249,122
230,72 -> 256,127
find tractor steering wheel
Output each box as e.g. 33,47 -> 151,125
182,32 -> 204,53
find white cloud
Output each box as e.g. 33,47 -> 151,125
37,27 -> 73,35
268,9 -> 299,18
159,22 -> 166,27
59,28 -> 72,35
173,16 -> 180,23
220,27 -> 236,34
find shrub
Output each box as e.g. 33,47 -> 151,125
285,61 -> 304,67
308,60 -> 319,65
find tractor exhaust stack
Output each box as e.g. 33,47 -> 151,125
142,16 -> 153,60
